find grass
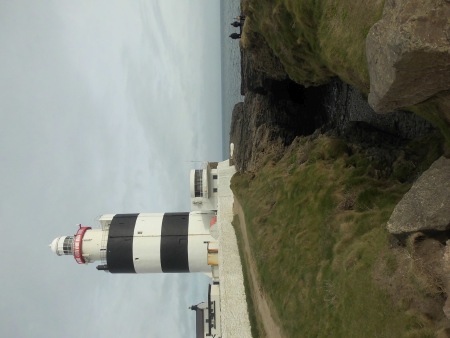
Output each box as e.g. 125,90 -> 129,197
234,1 -> 450,336
232,214 -> 264,338
242,0 -> 385,91
231,134 -> 443,337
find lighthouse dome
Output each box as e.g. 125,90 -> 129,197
49,236 -> 74,256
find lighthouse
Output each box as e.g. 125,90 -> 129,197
49,211 -> 219,274
49,162 -> 221,276
49,161 -> 228,337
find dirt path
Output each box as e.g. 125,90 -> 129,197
233,198 -> 285,338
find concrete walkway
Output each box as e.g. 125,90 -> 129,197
217,160 -> 252,338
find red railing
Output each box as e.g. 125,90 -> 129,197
73,225 -> 91,264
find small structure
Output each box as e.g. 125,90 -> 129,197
190,283 -> 221,338
190,162 -> 219,212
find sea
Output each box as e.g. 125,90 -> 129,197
220,0 -> 245,159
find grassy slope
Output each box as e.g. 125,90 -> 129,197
243,0 -> 384,90
233,214 -> 264,338
234,1 -> 450,336
231,136 -> 443,337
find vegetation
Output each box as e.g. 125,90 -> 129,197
242,0 -> 385,91
231,135 -> 444,337
232,1 -> 450,336
241,0 -> 450,148
408,97 -> 450,153
233,214 -> 263,338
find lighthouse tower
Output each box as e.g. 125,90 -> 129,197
50,162 -> 222,276
49,160 -> 232,337
50,211 -> 218,274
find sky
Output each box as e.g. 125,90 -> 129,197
0,1 -> 222,337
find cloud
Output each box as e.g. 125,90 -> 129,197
0,1 -> 221,337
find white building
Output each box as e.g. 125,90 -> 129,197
190,283 -> 221,338
190,161 -> 220,212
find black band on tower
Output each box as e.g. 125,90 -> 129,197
107,213 -> 139,273
160,212 -> 189,272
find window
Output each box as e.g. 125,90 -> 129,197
213,188 -> 217,193
213,175 -> 218,179
63,236 -> 74,255
194,170 -> 203,197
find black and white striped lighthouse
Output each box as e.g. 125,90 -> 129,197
50,211 -> 217,274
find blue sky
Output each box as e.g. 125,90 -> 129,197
0,1 -> 222,337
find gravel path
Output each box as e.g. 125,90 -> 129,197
233,199 -> 285,338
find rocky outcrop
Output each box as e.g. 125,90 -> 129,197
323,79 -> 435,141
232,46 -> 436,173
230,90 -> 317,172
366,0 -> 450,113
231,8 -> 443,173
240,30 -> 287,96
387,156 -> 450,234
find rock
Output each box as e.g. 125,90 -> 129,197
231,75 -> 435,173
233,28 -> 437,174
229,92 -> 294,172
366,0 -> 450,113
240,31 -> 287,95
323,79 -> 435,141
240,47 -> 267,96
387,157 -> 450,234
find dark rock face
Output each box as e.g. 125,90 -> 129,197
240,31 -> 287,96
387,157 -> 450,234
323,79 -> 436,141
230,87 -> 326,172
230,43 -> 435,172
366,0 -> 450,113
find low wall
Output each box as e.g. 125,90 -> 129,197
217,160 -> 252,338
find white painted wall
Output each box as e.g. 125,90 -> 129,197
217,160 -> 252,338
